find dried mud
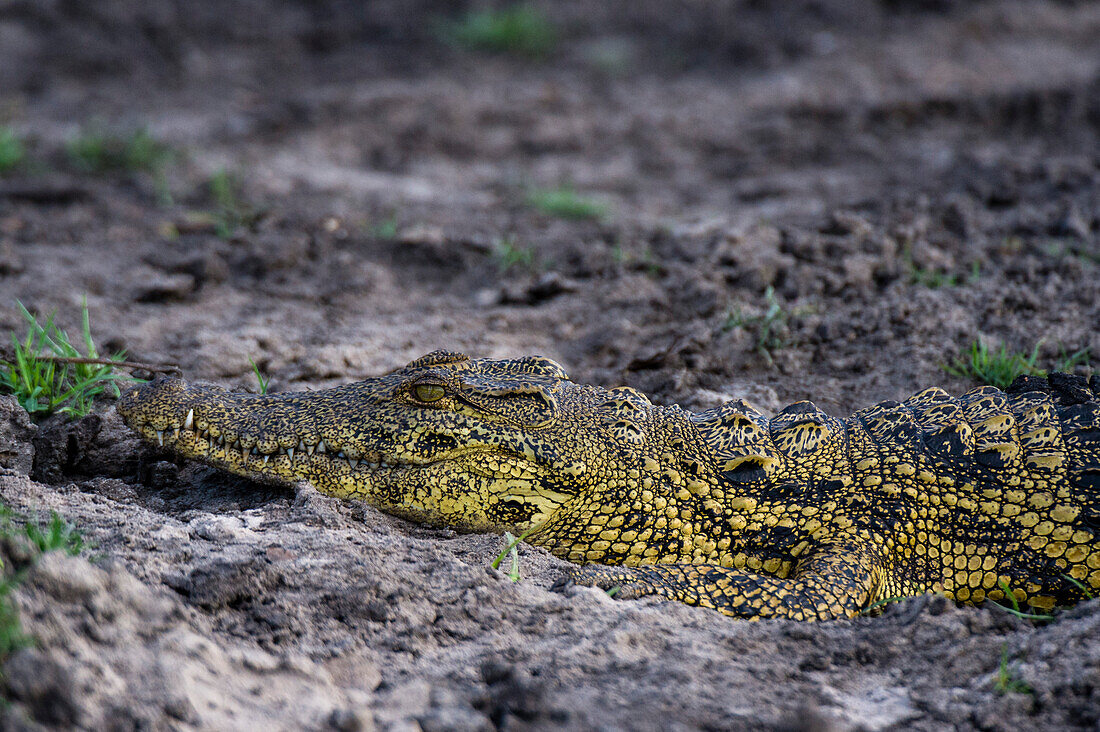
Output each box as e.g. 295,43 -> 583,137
1,1 -> 1099,729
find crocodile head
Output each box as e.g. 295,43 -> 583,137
118,350 -> 674,540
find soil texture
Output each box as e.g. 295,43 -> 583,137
1,1 -> 1099,729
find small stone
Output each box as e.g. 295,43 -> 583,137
941,200 -> 971,238
133,267 -> 197,302
376,680 -> 431,722
189,515 -> 256,543
164,695 -> 199,723
841,254 -> 877,289
689,382 -> 782,415
183,560 -> 281,609
329,707 -> 375,732
1050,205 -> 1090,240
30,552 -> 105,603
3,648 -> 84,726
151,524 -> 190,543
799,651 -> 831,671
0,239 -> 22,275
0,395 -> 36,474
821,211 -> 872,237
511,272 -> 578,305
397,224 -> 446,246
419,706 -> 492,732
81,477 -> 138,501
230,647 -> 280,672
279,652 -> 319,676
264,545 -> 297,562
473,288 -> 500,308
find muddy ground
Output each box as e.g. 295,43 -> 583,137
1,1 -> 1099,729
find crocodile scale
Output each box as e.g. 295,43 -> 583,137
118,351 -> 1100,620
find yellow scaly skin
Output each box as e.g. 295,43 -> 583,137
117,350 -> 1100,620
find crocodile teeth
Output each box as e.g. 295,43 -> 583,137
156,430 -> 164,446
316,440 -> 326,454
262,455 -> 270,466
241,444 -> 249,461
336,450 -> 346,459
305,443 -> 315,455
286,447 -> 294,461
183,409 -> 194,431
171,428 -> 180,440
297,440 -> 306,452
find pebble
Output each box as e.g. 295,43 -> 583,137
189,514 -> 258,543
31,552 -> 105,602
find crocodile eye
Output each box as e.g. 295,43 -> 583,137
413,383 -> 446,403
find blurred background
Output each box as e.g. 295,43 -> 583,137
1,0 -> 1098,413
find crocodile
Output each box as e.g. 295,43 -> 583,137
117,350 -> 1100,620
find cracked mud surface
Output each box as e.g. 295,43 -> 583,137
1,1 -> 1099,729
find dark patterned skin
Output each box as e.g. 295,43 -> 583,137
117,351 -> 1100,620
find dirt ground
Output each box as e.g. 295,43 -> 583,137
1,1 -> 1099,729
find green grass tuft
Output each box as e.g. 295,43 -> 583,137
0,576 -> 30,664
0,505 -> 86,663
495,532 -> 522,582
369,215 -> 399,240
66,127 -> 173,175
1054,347 -> 1091,373
944,341 -> 1091,390
1,299 -> 132,418
908,261 -> 982,289
443,5 -> 557,58
611,241 -> 662,277
991,578 -> 1055,621
207,169 -> 261,238
902,244 -> 981,289
209,168 -> 240,211
248,357 -> 270,395
857,594 -> 913,616
0,127 -> 26,174
993,644 -> 1033,695
0,506 -> 84,558
943,342 -> 1042,390
492,235 -> 541,273
491,525 -> 541,582
527,185 -> 608,221
723,286 -> 794,366
1063,574 -> 1094,600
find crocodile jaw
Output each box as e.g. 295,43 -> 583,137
125,401 -> 424,490
117,376 -> 577,533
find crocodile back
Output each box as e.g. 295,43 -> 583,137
861,373 -> 1100,608
693,374 -> 1100,610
